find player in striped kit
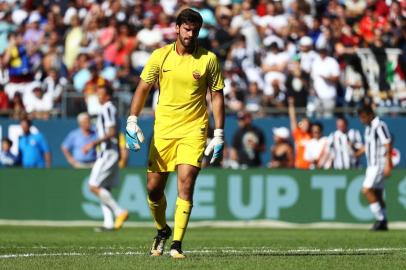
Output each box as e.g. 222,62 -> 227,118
358,106 -> 392,231
327,117 -> 363,169
84,85 -> 129,232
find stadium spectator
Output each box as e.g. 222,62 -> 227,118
18,118 -> 51,168
63,15 -> 84,71
288,97 -> 311,169
310,45 -> 340,118
286,59 -> 309,108
230,111 -> 265,168
3,33 -> 34,100
23,82 -> 53,120
9,92 -> 25,120
298,36 -> 317,76
42,68 -> 67,109
327,116 -> 363,169
261,39 -> 289,102
211,7 -> 233,62
61,112 -> 97,168
224,81 -> 245,112
245,81 -> 266,116
230,1 -> 260,53
268,127 -> 294,168
0,84 -> 10,113
304,122 -> 331,169
0,0 -> 404,119
0,138 -> 18,167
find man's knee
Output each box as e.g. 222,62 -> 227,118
362,187 -> 372,196
89,185 -> 100,195
147,182 -> 164,200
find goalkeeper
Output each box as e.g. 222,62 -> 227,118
126,8 -> 225,259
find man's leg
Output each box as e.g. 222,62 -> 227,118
170,164 -> 199,258
90,185 -> 128,229
100,204 -> 114,231
362,187 -> 388,230
147,172 -> 171,256
147,172 -> 169,230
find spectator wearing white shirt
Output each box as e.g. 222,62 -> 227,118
261,39 -> 289,99
298,36 -> 317,75
304,122 -> 331,169
311,46 -> 340,118
23,82 -> 53,119
230,1 -> 260,54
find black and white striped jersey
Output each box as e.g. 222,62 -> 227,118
96,101 -> 118,153
364,117 -> 391,168
328,129 -> 363,169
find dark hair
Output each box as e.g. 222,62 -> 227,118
176,8 -> 203,28
311,122 -> 323,132
1,138 -> 12,147
336,116 -> 348,125
20,117 -> 32,127
101,84 -> 114,97
357,105 -> 374,116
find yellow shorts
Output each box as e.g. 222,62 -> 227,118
148,136 -> 206,172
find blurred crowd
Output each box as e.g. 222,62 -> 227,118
0,0 -> 405,120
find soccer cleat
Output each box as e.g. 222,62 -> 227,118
94,227 -> 115,233
370,220 -> 388,231
169,241 -> 185,259
114,210 -> 129,229
150,225 -> 172,256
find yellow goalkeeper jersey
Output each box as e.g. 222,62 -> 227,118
140,43 -> 224,138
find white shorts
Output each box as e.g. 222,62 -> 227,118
363,166 -> 385,189
88,150 -> 119,188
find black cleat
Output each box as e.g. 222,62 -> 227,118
169,241 -> 185,259
150,225 -> 172,256
370,220 -> 388,231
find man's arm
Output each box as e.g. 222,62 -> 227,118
384,143 -> 392,177
211,90 -> 225,129
44,152 -> 51,168
125,79 -> 153,151
83,126 -> 116,154
61,146 -> 78,167
204,90 -> 225,164
287,97 -> 298,131
130,80 -> 154,116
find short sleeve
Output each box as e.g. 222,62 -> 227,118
377,123 -> 391,145
38,134 -> 50,153
103,105 -> 117,128
207,53 -> 224,91
62,131 -> 74,151
330,58 -> 340,77
140,49 -> 161,84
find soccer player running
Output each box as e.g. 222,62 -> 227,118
85,85 -> 129,232
358,105 -> 392,231
126,9 -> 225,258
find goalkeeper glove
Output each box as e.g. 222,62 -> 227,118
204,129 -> 224,164
126,115 -> 144,151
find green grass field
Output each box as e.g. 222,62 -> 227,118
1,226 -> 406,270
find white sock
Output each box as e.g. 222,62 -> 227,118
370,202 -> 385,221
101,204 -> 114,229
98,188 -> 123,216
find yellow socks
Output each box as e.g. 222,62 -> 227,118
147,195 -> 167,230
173,197 -> 193,241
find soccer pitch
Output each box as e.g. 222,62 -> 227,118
1,226 -> 405,270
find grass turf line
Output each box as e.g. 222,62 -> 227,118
0,226 -> 405,270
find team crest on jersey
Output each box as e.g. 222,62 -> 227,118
192,70 -> 201,80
